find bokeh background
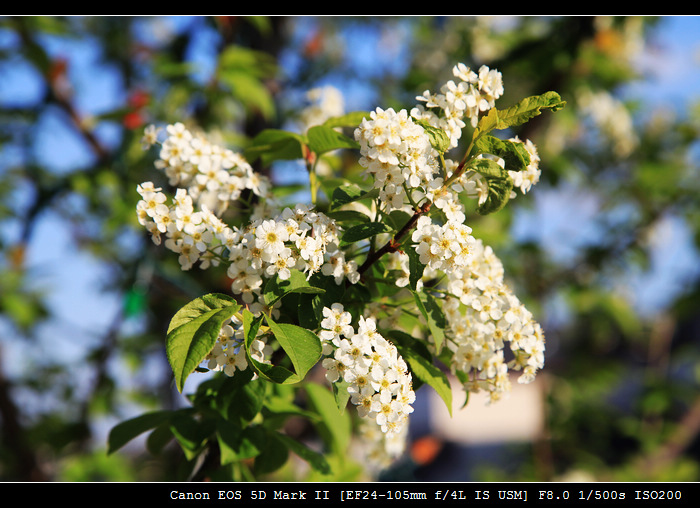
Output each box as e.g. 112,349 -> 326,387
1,15 -> 700,482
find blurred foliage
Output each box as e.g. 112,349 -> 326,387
1,15 -> 699,482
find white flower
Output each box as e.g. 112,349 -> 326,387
318,307 -> 414,437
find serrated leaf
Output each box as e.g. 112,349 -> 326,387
166,294 -> 241,392
473,92 -> 565,142
496,91 -> 566,130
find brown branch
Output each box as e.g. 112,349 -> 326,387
358,200 -> 432,277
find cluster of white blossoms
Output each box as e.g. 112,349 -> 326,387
411,215 -> 477,273
354,107 -> 437,211
203,316 -> 273,379
143,122 -> 272,215
318,304 -> 415,437
411,63 -> 505,150
137,123 -> 360,305
227,204 -> 360,304
441,239 -> 546,404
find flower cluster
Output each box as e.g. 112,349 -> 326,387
143,122 -> 272,215
137,123 -> 360,306
441,239 -> 546,403
354,107 -> 437,211
318,304 -> 415,437
411,215 -> 477,273
411,63 -> 504,150
227,204 -> 359,304
204,316 -> 273,378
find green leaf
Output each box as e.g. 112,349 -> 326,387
414,118 -> 451,153
166,294 -> 241,393
321,111 -> 371,129
412,290 -> 446,353
473,135 -> 530,173
276,432 -> 331,475
169,411 -> 214,461
406,244 -> 425,291
266,317 -> 322,383
253,429 -> 289,475
145,422 -> 175,456
214,369 -> 264,423
244,129 -> 305,165
389,331 -> 453,417
325,209 -> 371,224
217,420 -> 264,465
341,221 -> 393,243
304,382 -> 352,455
495,91 -> 566,130
242,310 -> 298,384
330,184 -> 379,210
107,410 -> 175,454
307,124 -> 359,155
263,269 -> 325,307
469,157 -> 514,215
473,92 -> 565,142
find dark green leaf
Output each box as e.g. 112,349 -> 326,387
107,410 -> 175,454
330,184 -> 379,209
253,429 -> 289,475
341,221 -> 393,243
263,269 -> 325,307
244,129 -> 305,165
